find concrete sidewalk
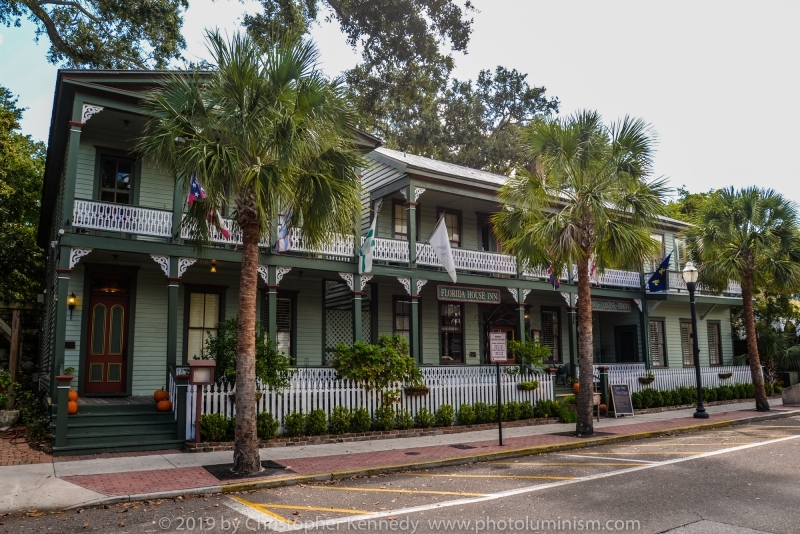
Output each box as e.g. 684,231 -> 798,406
2,401 -> 797,514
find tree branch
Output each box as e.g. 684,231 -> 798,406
38,0 -> 101,23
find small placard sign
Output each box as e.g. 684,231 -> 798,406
489,332 -> 507,362
609,384 -> 635,418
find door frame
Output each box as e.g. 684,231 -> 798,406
78,264 -> 139,396
614,324 -> 640,363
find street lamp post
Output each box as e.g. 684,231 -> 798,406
682,261 -> 708,419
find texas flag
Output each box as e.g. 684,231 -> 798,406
186,173 -> 207,207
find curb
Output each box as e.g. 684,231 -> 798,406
56,409 -> 799,510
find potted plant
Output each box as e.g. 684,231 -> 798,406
718,372 -> 733,380
507,339 -> 550,376
517,380 -> 540,391
57,366 -> 75,381
403,381 -> 430,397
638,371 -> 655,385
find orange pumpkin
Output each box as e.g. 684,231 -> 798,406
156,399 -> 173,412
67,401 -> 78,415
153,389 -> 170,402
572,382 -> 580,394
68,390 -> 78,402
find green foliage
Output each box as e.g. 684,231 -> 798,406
0,371 -> 11,409
202,317 -> 293,391
518,381 -> 540,391
413,407 -> 435,429
434,404 -> 455,427
456,404 -> 475,426
63,367 -> 75,376
507,339 -> 550,372
304,409 -> 327,436
472,402 -> 496,424
350,407 -> 372,433
226,416 -> 237,441
329,406 -> 351,435
518,401 -> 535,420
283,412 -> 306,437
373,406 -> 395,431
561,395 -> 576,405
774,384 -> 783,394
501,401 -> 518,422
200,413 -> 229,442
533,399 -> 558,418
257,412 -> 280,440
7,376 -> 49,446
557,404 -> 577,424
332,335 -> 422,405
663,187 -> 716,223
394,409 -> 414,430
765,382 -> 774,396
2,0 -> 188,68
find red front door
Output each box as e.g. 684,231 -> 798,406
84,289 -> 130,394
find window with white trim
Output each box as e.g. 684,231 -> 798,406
187,292 -> 220,360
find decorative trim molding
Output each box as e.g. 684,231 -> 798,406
177,258 -> 197,278
276,267 -> 292,285
325,280 -> 339,295
397,277 -> 412,295
81,104 -> 104,123
360,274 -> 373,291
414,187 -> 426,202
150,255 -> 170,277
69,248 -> 92,269
257,266 -> 269,284
633,299 -> 643,312
507,288 -> 518,303
400,189 -> 407,200
560,292 -> 573,307
522,289 -> 531,303
339,272 -> 355,292
416,279 -> 428,294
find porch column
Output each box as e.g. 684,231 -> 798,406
406,183 -> 421,264
266,265 -> 278,341
62,100 -> 86,230
171,179 -> 183,239
637,298 -> 650,370
564,292 -> 578,377
410,278 -> 422,363
516,286 -> 528,344
167,257 -> 180,367
51,246 -> 72,399
352,273 -> 363,342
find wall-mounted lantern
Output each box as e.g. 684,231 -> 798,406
67,292 -> 77,319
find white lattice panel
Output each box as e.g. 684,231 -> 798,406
73,200 -> 172,237
291,229 -> 354,260
415,244 -> 517,274
598,269 -> 641,288
364,237 -> 410,262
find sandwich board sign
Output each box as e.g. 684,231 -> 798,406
609,384 -> 635,418
489,333 -> 508,362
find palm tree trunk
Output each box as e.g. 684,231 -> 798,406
741,275 -> 770,411
232,209 -> 262,474
575,260 -> 594,435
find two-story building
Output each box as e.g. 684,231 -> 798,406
38,71 -> 743,454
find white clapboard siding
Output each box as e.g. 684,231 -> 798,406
186,366 -> 554,439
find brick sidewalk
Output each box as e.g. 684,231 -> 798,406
0,429 -> 51,466
58,408 -> 783,497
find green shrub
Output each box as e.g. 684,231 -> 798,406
765,382 -> 774,396
557,404 -> 577,423
199,413 -> 229,442
473,402 -> 496,424
518,401 -> 535,420
774,384 -> 783,394
735,383 -> 747,399
501,402 -> 519,422
745,383 -> 755,398
329,406 -> 351,435
457,404 -> 475,425
305,409 -> 327,435
395,408 -> 414,430
414,407 -> 435,428
661,390 -> 674,406
257,412 -> 280,440
227,416 -> 236,440
435,404 -> 455,427
631,391 -> 643,409
518,381 -> 540,391
350,407 -> 371,433
705,388 -> 717,402
283,412 -> 306,437
373,406 -> 395,431
534,399 -> 557,418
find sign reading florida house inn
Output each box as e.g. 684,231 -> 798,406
591,299 -> 632,313
437,285 -> 502,304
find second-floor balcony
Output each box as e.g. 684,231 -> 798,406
71,199 -> 742,297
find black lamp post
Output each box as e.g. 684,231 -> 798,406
682,261 -> 708,419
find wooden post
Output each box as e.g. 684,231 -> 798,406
352,273 -> 362,342
54,375 -> 72,448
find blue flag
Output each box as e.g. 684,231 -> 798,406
647,252 -> 672,292
274,209 -> 293,252
547,263 -> 560,289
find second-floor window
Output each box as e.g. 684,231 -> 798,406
674,237 -> 687,271
437,208 -> 461,248
650,233 -> 665,271
393,199 -> 419,240
100,156 -> 134,204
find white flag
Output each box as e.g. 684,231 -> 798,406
429,216 -> 457,283
358,199 -> 383,274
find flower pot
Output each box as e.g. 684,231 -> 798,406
638,377 -> 655,385
403,388 -> 429,397
718,373 -> 733,380
572,382 -> 580,394
0,410 -> 19,428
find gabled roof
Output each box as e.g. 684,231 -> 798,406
373,147 -> 508,187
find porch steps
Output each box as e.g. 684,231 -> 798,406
52,402 -> 185,456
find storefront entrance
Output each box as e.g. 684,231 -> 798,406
83,274 -> 132,394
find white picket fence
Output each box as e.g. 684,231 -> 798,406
185,366 -> 554,440
594,364 -> 753,394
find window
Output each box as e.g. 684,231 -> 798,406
541,308 -> 561,362
650,233 -> 665,271
437,208 -> 462,247
649,320 -> 666,367
393,199 -> 419,240
186,292 -> 221,361
262,292 -> 296,361
680,320 -> 694,366
100,155 -> 134,204
478,213 -> 498,252
708,322 -> 723,365
440,303 -> 463,364
674,238 -> 687,271
394,296 -> 411,341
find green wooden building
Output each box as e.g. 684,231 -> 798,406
38,71 -> 743,454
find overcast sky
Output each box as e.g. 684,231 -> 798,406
1,0 -> 798,204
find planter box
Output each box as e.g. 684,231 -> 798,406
403,389 -> 429,397
638,377 -> 655,385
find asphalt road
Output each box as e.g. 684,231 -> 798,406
2,417 -> 799,534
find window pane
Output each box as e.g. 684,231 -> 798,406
102,160 -> 116,189
101,191 -> 115,203
277,331 -> 291,355
708,323 -> 721,365
681,321 -> 693,366
393,203 -> 407,238
203,294 -> 219,328
649,320 -> 665,367
541,310 -> 560,361
189,293 -> 205,328
444,213 -> 460,246
91,304 -> 106,354
115,193 -> 130,205
277,298 -> 292,330
187,329 -> 204,360
116,161 -> 132,190
109,305 -> 124,355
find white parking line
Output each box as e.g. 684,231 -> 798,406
225,434 -> 800,531
556,453 -> 658,464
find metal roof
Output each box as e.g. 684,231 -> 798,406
374,147 -> 509,186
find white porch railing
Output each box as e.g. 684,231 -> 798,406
73,199 -> 172,237
290,229 -> 354,260
180,216 -> 246,245
186,366 -> 554,439
365,237 -> 410,262
594,364 -> 752,394
416,243 -> 518,275
666,272 -> 742,296
597,269 -> 641,288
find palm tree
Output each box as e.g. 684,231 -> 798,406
684,187 -> 800,411
138,32 -> 363,473
493,111 -> 667,436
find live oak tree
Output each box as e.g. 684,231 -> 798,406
0,86 -> 45,303
492,111 -> 667,436
138,32 -> 363,474
1,0 -> 188,68
684,187 -> 800,412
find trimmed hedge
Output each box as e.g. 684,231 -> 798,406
631,383 -> 755,410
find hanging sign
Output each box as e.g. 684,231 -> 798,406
489,332 -> 508,362
591,299 -> 632,313
437,285 -> 502,304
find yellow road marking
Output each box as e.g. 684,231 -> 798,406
742,425 -> 800,428
402,473 -> 575,480
230,497 -> 291,525
490,462 -> 649,467
253,503 -> 371,515
301,485 -> 486,497
617,442 -> 756,446
569,452 -> 707,455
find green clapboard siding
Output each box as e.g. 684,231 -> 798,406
131,264 -> 168,394
278,274 -> 322,366
650,301 -> 735,368
63,266 -> 85,374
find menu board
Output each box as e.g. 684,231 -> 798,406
610,384 -> 634,418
